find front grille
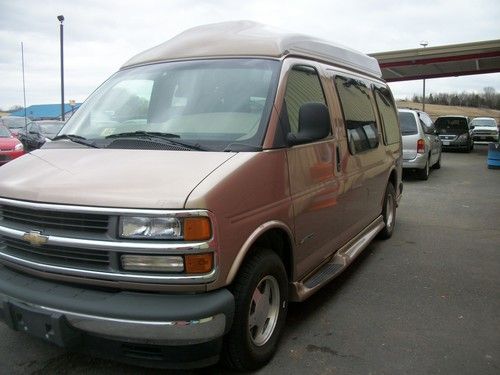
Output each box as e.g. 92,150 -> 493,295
0,236 -> 110,270
0,204 -> 110,233
474,130 -> 496,135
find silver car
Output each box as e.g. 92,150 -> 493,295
398,108 -> 442,180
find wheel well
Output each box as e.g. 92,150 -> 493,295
247,228 -> 294,281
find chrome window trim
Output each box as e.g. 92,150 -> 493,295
0,197 -> 209,217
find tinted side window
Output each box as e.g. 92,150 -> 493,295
419,112 -> 435,133
374,87 -> 400,145
284,66 -> 326,134
399,112 -> 418,135
334,76 -> 378,153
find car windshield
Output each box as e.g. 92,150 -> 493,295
61,59 -> 280,151
0,117 -> 28,130
435,117 -> 468,133
0,125 -> 12,138
39,123 -> 64,137
470,118 -> 496,127
398,112 -> 418,135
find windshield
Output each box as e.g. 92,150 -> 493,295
398,112 -> 418,135
0,117 -> 28,129
0,125 -> 12,138
435,117 -> 468,133
61,59 -> 280,151
470,118 -> 497,127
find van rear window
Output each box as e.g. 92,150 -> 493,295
398,112 -> 418,135
435,118 -> 469,133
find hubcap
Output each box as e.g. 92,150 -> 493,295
248,275 -> 280,346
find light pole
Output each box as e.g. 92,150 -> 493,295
57,15 -> 65,121
420,41 -> 428,111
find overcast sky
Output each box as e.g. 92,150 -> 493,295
1,0 -> 499,109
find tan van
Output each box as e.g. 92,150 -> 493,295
0,21 -> 402,370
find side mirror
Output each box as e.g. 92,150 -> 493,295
287,103 -> 331,146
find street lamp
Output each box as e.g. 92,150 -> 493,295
57,15 -> 65,121
420,41 -> 428,111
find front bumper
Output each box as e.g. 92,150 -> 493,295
473,134 -> 499,142
0,265 -> 234,368
403,152 -> 428,169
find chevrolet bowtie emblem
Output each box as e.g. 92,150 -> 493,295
22,231 -> 48,246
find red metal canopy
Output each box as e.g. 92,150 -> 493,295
370,39 -> 500,82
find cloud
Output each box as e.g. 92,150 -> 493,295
0,0 -> 499,108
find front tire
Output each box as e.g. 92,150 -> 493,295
378,183 -> 396,239
223,249 -> 288,371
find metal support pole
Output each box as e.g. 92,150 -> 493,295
58,15 -> 65,121
420,41 -> 428,112
422,78 -> 426,112
21,42 -> 27,128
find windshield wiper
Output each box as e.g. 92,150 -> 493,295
105,131 -> 205,151
223,142 -> 263,152
105,131 -> 180,139
51,134 -> 99,148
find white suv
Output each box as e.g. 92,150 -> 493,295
470,117 -> 499,143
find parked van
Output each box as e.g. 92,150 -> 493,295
0,21 -> 402,370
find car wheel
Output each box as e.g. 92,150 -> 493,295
378,183 -> 396,239
417,159 -> 430,180
433,152 -> 441,169
223,249 -> 288,371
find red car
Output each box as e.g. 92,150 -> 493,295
0,124 -> 24,165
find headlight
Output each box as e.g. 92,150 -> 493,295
14,143 -> 24,151
119,216 -> 211,240
120,216 -> 182,239
457,134 -> 468,141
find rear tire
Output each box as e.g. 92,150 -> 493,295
433,153 -> 441,169
378,183 -> 396,239
223,249 -> 288,371
417,159 -> 430,180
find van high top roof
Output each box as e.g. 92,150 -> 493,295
121,21 -> 382,79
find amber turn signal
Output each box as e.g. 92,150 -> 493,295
184,217 -> 211,241
185,253 -> 213,274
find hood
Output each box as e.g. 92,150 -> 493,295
0,137 -> 21,150
0,148 -> 235,209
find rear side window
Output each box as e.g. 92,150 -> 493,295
419,112 -> 435,134
374,87 -> 400,145
334,76 -> 378,153
284,66 -> 326,134
398,112 -> 418,135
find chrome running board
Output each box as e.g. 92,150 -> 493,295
290,216 -> 385,302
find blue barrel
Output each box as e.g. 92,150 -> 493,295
487,142 -> 500,169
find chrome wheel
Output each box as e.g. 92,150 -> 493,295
248,275 -> 280,346
385,191 -> 395,232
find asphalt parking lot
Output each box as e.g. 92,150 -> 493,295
1,144 -> 499,375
